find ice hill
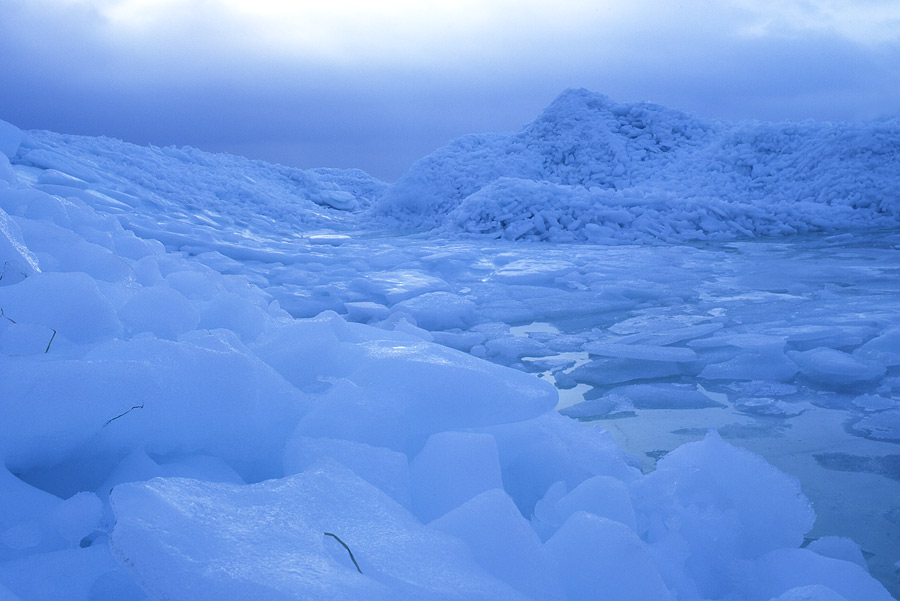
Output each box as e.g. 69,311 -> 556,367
5,123 -> 385,256
1,95 -> 899,601
377,88 -> 900,242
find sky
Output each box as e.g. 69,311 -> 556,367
1,0 -> 899,181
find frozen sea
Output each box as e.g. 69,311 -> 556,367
226,228 -> 900,596
1,91 -> 899,600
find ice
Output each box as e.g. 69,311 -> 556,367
308,233 -> 351,245
409,431 -> 502,522
360,270 -> 450,304
612,322 -> 724,346
377,89 -> 900,242
735,396 -> 808,418
391,291 -> 478,330
0,208 -> 40,285
484,333 -> 551,365
1,336 -> 307,485
0,154 -> 16,185
430,489 -> 562,600
806,536 -> 868,571
583,340 -> 698,362
2,94 -> 899,599
49,492 -> 104,546
734,548 -> 894,601
109,465 -> 528,600
700,345 -> 798,382
559,393 -> 635,419
99,451 -> 245,490
600,383 -> 722,410
851,411 -> 900,442
789,347 -> 886,386
769,585 -> 850,601
852,394 -> 898,413
545,512 -> 672,601
562,356 -> 684,387
15,219 -> 132,282
551,475 -> 636,531
198,292 -> 269,342
0,120 -> 25,159
856,328 -> 900,367
343,300 -> 391,323
283,435 -> 411,508
0,546 -> 126,601
118,286 -> 200,340
631,430 -> 816,599
489,258 -> 576,284
36,169 -> 90,190
294,336 -> 558,456
0,271 -> 121,345
480,413 -> 639,515
0,582 -> 23,601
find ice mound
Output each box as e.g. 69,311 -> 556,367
547,512 -> 672,601
0,207 -> 39,286
109,464 -> 528,601
292,335 -> 559,455
375,89 -> 900,242
0,119 -> 25,159
9,127 -> 387,253
430,489 -> 562,600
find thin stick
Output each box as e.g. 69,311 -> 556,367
324,532 -> 363,574
0,308 -> 15,324
45,329 -> 56,353
104,403 -> 144,426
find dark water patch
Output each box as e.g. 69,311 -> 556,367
813,453 -> 900,482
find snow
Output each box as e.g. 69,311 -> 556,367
1,89 -> 899,600
376,89 -> 900,243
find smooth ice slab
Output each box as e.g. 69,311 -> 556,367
296,337 -> 558,455
789,347 -> 885,386
583,340 -> 697,362
109,464 -> 528,601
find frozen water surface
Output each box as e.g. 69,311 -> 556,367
240,230 -> 900,595
1,91 -> 899,600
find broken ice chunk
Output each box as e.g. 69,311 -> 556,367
559,393 -> 635,419
851,410 -> 900,442
361,270 -> 450,304
854,328 -> 900,367
583,340 -> 698,362
604,383 -> 723,410
409,432 -> 503,523
545,512 -> 673,601
851,394 -> 898,413
614,322 -> 724,346
392,291 -> 478,331
700,351 -> 798,382
734,397 -> 806,418
489,259 -> 576,285
566,357 -> 683,387
788,347 -> 885,386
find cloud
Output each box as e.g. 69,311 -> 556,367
1,0 -> 898,180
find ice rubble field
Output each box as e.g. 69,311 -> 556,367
0,89 -> 899,600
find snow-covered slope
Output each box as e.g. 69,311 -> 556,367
377,88 -> 900,242
12,128 -> 386,250
1,94 -> 899,601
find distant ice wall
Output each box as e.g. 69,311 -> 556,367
376,88 -> 900,242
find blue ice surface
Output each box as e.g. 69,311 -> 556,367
1,89 -> 899,600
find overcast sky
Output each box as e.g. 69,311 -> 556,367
1,0 -> 898,181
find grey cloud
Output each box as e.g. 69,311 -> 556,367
1,0 -> 898,181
